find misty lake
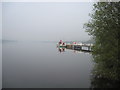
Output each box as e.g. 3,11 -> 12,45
2,42 -> 93,88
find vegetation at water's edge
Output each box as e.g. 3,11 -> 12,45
84,2 -> 120,88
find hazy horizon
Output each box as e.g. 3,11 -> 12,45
2,2 -> 93,41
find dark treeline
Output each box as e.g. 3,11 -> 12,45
84,2 -> 120,88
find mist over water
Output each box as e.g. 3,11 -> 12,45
2,2 -> 93,41
2,2 -> 94,88
0,2 -> 2,89
3,42 -> 93,88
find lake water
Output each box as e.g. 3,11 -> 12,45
0,43 -> 2,89
2,42 -> 93,88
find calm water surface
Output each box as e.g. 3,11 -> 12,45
0,43 -> 2,89
3,42 -> 93,88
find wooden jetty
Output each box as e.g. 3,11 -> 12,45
57,40 -> 93,52
66,44 -> 92,52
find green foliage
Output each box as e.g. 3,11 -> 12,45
84,2 -> 120,83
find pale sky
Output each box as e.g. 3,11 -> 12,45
0,2 -> 2,40
2,2 -> 93,41
1,0 -> 95,2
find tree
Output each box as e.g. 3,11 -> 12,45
84,2 -> 120,84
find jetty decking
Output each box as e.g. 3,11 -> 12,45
57,41 -> 93,52
66,44 -> 92,52
57,40 -> 93,52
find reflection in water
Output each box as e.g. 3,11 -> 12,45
58,48 -> 65,53
57,46 -> 91,54
3,42 -> 92,88
57,45 -> 120,88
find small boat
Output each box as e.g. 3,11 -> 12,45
57,43 -> 66,48
57,40 -> 66,48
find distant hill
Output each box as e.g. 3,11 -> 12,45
2,40 -> 18,43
